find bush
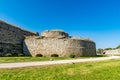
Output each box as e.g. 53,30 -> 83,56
36,54 -> 43,57
0,48 -> 3,52
51,54 -> 59,57
0,53 -> 3,57
69,54 -> 75,58
18,53 -> 24,57
12,53 -> 18,57
4,53 -> 12,57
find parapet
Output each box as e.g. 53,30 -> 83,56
41,29 -> 69,38
0,20 -> 38,36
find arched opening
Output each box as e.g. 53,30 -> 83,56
36,54 -> 43,57
51,54 -> 59,57
103,52 -> 106,54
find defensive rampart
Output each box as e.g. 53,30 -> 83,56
0,20 -> 37,56
23,35 -> 96,57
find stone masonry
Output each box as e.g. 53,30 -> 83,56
0,20 -> 96,57
0,20 -> 38,56
104,49 -> 120,54
23,30 -> 96,57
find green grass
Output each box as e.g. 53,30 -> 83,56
95,54 -> 108,57
0,57 -> 69,63
113,54 -> 120,56
0,57 -> 87,63
0,59 -> 120,80
0,54 -> 109,63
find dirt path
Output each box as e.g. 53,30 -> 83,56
0,56 -> 119,68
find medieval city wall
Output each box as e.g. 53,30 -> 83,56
104,49 -> 120,54
0,20 -> 96,57
0,20 -> 37,55
23,36 -> 96,57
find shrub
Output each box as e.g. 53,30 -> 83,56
0,48 -> 3,52
51,54 -> 59,57
69,54 -> 75,58
4,53 -> 12,57
0,53 -> 3,57
12,53 -> 18,57
18,53 -> 24,57
36,54 -> 43,57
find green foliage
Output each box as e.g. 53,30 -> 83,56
116,45 -> 120,49
96,54 -> 108,57
4,53 -> 12,57
104,48 -> 113,50
0,56 -> 110,63
0,57 -> 70,63
69,54 -> 75,58
0,48 -> 3,52
18,53 -> 24,57
97,48 -> 104,54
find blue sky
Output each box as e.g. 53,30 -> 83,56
0,0 -> 120,49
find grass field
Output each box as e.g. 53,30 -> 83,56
0,54 -> 108,63
0,59 -> 120,80
0,57 -> 69,63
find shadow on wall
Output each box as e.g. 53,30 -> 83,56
23,41 -> 32,56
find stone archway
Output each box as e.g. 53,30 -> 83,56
51,54 -> 59,57
36,54 -> 43,57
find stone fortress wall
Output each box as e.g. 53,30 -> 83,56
104,49 -> 120,54
0,20 -> 96,57
0,20 -> 38,56
23,30 -> 96,57
41,30 -> 69,38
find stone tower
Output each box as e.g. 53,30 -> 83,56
23,30 -> 96,57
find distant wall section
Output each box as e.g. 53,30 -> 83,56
104,49 -> 120,54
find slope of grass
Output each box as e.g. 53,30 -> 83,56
0,59 -> 120,80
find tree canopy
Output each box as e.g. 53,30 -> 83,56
116,45 -> 120,49
104,48 -> 113,50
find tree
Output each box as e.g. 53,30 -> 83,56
97,48 -> 104,54
116,45 -> 120,49
104,48 -> 112,50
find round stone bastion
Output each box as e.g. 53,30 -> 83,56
41,30 -> 69,38
23,30 -> 96,57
